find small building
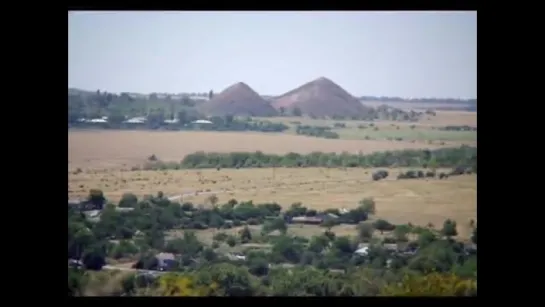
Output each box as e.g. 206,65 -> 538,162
191,119 -> 213,125
354,247 -> 369,256
124,117 -> 147,124
464,243 -> 477,255
156,253 -> 177,271
226,253 -> 247,261
291,216 -> 324,225
115,207 -> 135,213
163,118 -> 179,124
68,199 -> 104,211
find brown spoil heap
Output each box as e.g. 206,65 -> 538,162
198,82 -> 278,117
272,77 -> 371,117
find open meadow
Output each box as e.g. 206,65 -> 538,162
254,111 -> 477,143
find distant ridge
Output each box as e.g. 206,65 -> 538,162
198,82 -> 278,117
272,77 -> 371,117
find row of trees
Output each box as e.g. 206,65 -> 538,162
142,146 -> 477,170
295,125 -> 340,139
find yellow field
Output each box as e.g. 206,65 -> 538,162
69,167 -> 476,239
68,129 -> 470,171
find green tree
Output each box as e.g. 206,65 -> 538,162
248,257 -> 269,276
262,218 -> 287,235
357,222 -> 374,241
239,226 -> 252,243
118,193 -> 138,208
373,219 -> 395,234
358,198 -> 376,215
441,219 -> 458,238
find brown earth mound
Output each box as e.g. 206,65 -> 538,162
272,77 -> 371,117
198,82 -> 278,117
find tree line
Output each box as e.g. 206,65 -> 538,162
139,146 -> 477,171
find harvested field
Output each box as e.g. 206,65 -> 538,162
360,100 -> 474,112
69,167 -> 476,239
253,111 -> 477,142
420,110 -> 477,127
68,130 -> 467,171
256,110 -> 476,129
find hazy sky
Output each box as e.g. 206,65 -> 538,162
68,11 -> 476,98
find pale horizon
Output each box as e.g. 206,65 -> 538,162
68,11 -> 477,99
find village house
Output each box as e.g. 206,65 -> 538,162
156,253 -> 177,271
289,213 -> 339,225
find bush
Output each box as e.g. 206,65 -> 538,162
226,236 -> 237,247
359,198 -> 376,215
425,171 -> 436,178
181,203 -> 194,211
372,170 -> 389,181
118,193 -> 138,208
358,222 -> 374,241
213,232 -> 229,242
373,219 -> 396,233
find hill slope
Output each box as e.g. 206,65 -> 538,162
198,82 -> 278,117
272,77 -> 371,117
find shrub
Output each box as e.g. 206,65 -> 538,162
359,198 -> 376,215
380,273 -> 476,296
373,219 -> 396,233
358,222 -> 374,241
118,193 -> 138,208
226,236 -> 237,247
372,170 -> 389,181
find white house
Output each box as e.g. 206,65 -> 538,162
354,247 -> 369,256
191,119 -> 213,125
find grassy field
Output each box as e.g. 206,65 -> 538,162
68,130 -> 471,171
254,110 -> 477,142
69,167 -> 476,239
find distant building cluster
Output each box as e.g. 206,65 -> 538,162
75,116 -> 213,126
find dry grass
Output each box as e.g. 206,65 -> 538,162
70,167 -> 476,239
419,111 -> 477,127
253,111 -> 477,143
69,130 -> 468,171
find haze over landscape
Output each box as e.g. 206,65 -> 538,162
68,11 -> 476,99
68,11 -> 477,297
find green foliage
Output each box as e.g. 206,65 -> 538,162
358,198 -> 376,215
296,125 -> 340,139
357,222 -> 374,241
373,219 -> 396,233
441,219 -> 458,238
175,146 -> 476,170
69,188 -> 477,297
118,193 -> 138,208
